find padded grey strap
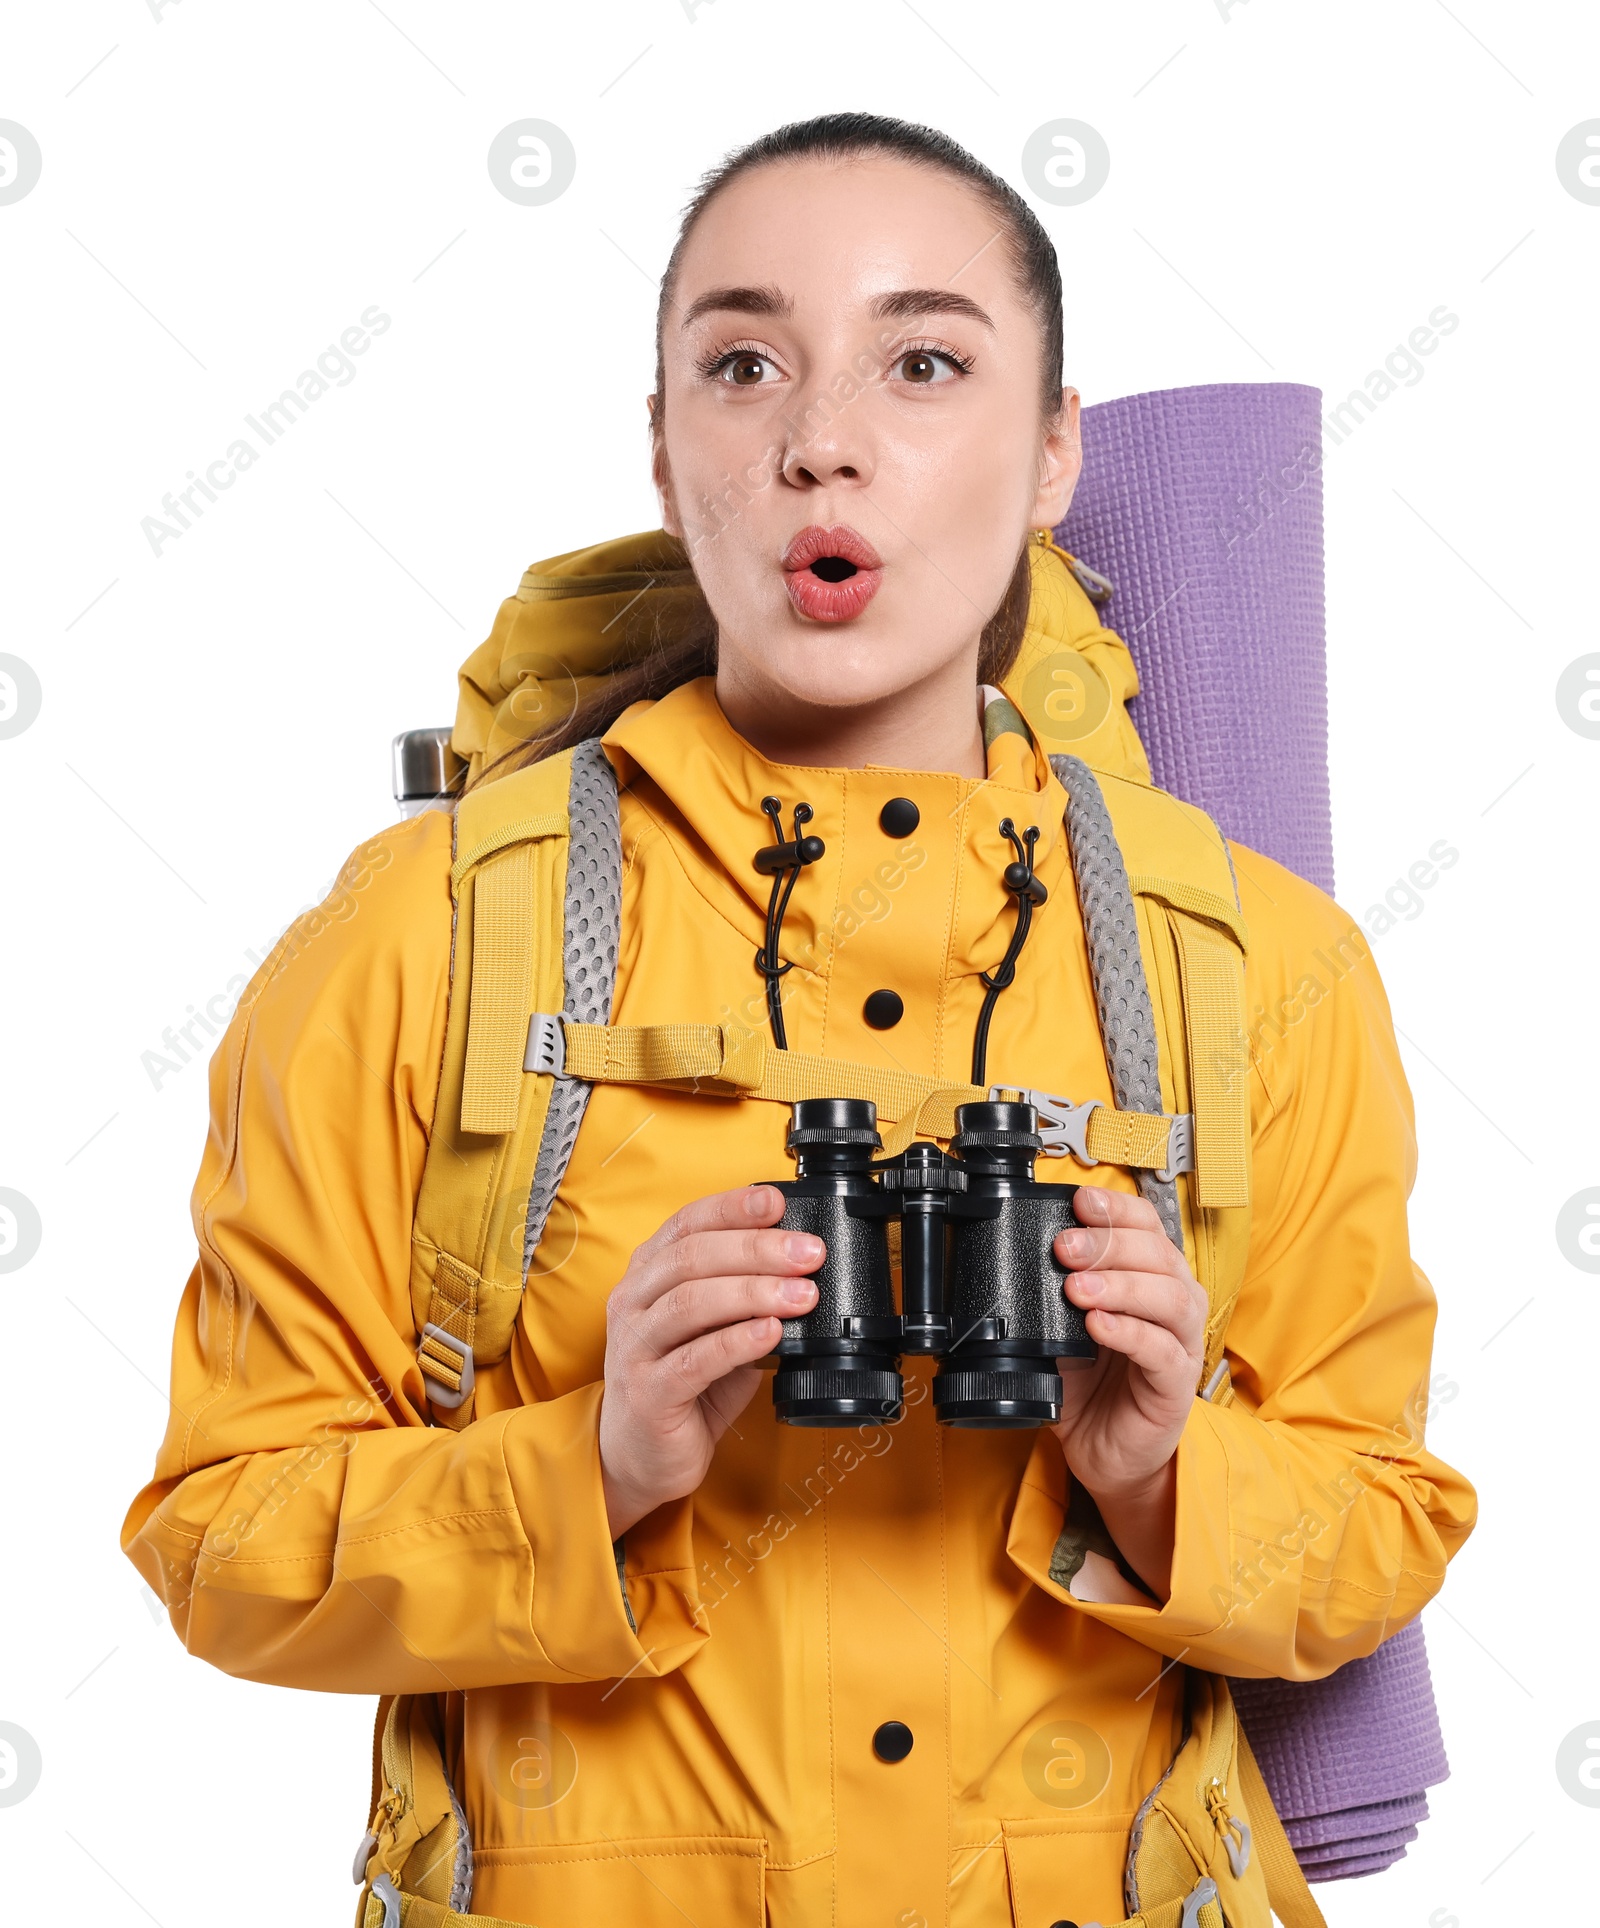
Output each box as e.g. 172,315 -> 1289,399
1051,754 -> 1183,1250
445,1770 -> 473,1912
522,739 -> 622,1275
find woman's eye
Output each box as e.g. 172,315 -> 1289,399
894,349 -> 964,385
717,352 -> 778,386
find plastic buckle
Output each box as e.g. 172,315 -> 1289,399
352,1830 -> 378,1884
1224,1811 -> 1252,1879
1155,1112 -> 1195,1183
369,1872 -> 402,1928
999,1087 -> 1102,1163
1180,1874 -> 1219,1928
523,1011 -> 566,1075
418,1323 -> 475,1410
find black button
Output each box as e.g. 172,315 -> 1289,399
872,1721 -> 914,1763
1048,1921 -> 1079,1928
879,797 -> 920,837
863,990 -> 904,1030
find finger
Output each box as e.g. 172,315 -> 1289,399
643,1226 -> 825,1303
1080,1304 -> 1196,1386
666,1314 -> 788,1403
692,1361 -> 767,1442
648,1184 -> 789,1257
1069,1185 -> 1165,1234
1065,1267 -> 1206,1345
1056,1223 -> 1182,1277
643,1269 -> 818,1353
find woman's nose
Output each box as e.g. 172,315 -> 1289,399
779,393 -> 874,490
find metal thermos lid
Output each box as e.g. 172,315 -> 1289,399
392,728 -> 466,804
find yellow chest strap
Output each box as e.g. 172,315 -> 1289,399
524,1011 -> 1195,1175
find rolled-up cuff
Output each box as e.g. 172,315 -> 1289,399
503,1382 -> 709,1682
1008,1403 -> 1234,1658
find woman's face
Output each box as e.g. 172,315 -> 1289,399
653,155 -> 1081,719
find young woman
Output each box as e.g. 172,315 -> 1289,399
124,115 -> 1476,1928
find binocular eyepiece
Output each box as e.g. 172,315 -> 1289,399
763,1097 -> 1095,1429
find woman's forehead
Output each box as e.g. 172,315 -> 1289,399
672,156 -> 1018,321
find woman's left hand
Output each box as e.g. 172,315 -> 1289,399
1050,1185 -> 1208,1501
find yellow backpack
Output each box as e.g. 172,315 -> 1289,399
358,533 -> 1327,1928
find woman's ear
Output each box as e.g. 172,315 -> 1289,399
648,395 -> 683,539
1031,386 -> 1083,531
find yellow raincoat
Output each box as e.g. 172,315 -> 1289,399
123,542 -> 1476,1928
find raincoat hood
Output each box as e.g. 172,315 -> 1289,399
451,528 -> 1154,788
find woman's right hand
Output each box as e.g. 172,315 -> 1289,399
598,1185 -> 822,1539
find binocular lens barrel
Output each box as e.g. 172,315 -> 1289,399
769,1100 -> 904,1426
762,1097 -> 1095,1428
933,1101 -> 1091,1428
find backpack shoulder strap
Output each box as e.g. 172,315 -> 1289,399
1053,754 -> 1251,1399
409,737 -> 620,1427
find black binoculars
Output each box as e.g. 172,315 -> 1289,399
761,1097 -> 1095,1429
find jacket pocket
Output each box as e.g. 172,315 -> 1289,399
468,1833 -> 766,1926
1001,1813 -> 1138,1928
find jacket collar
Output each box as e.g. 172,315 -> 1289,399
602,677 -> 1069,983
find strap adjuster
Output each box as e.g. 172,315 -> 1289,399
1000,1087 -> 1102,1162
417,1322 -> 475,1409
997,1087 -> 1196,1179
523,1011 -> 566,1075
368,1872 -> 402,1928
1155,1111 -> 1194,1183
1181,1875 -> 1220,1928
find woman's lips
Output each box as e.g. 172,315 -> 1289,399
781,523 -> 884,623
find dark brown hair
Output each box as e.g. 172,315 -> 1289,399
479,113 -> 1062,782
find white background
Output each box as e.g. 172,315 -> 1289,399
2,2 -> 1597,1922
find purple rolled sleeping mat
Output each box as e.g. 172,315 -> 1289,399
1054,382 -> 1448,1882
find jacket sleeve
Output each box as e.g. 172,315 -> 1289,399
120,812 -> 706,1694
1007,843 -> 1478,1678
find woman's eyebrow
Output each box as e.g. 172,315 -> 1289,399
870,289 -> 995,328
679,285 -> 995,330
681,284 -> 792,327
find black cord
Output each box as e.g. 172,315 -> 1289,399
752,796 -> 825,1050
971,818 -> 1047,1085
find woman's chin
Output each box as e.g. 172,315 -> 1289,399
713,589 -> 975,716
758,654 -> 955,715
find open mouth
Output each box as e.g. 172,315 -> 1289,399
781,524 -> 883,622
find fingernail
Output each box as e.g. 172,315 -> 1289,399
787,1233 -> 824,1265
1060,1228 -> 1086,1257
747,1186 -> 776,1216
1074,1273 -> 1102,1298
781,1277 -> 816,1307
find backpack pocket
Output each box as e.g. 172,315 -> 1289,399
1127,1673 -> 1273,1927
